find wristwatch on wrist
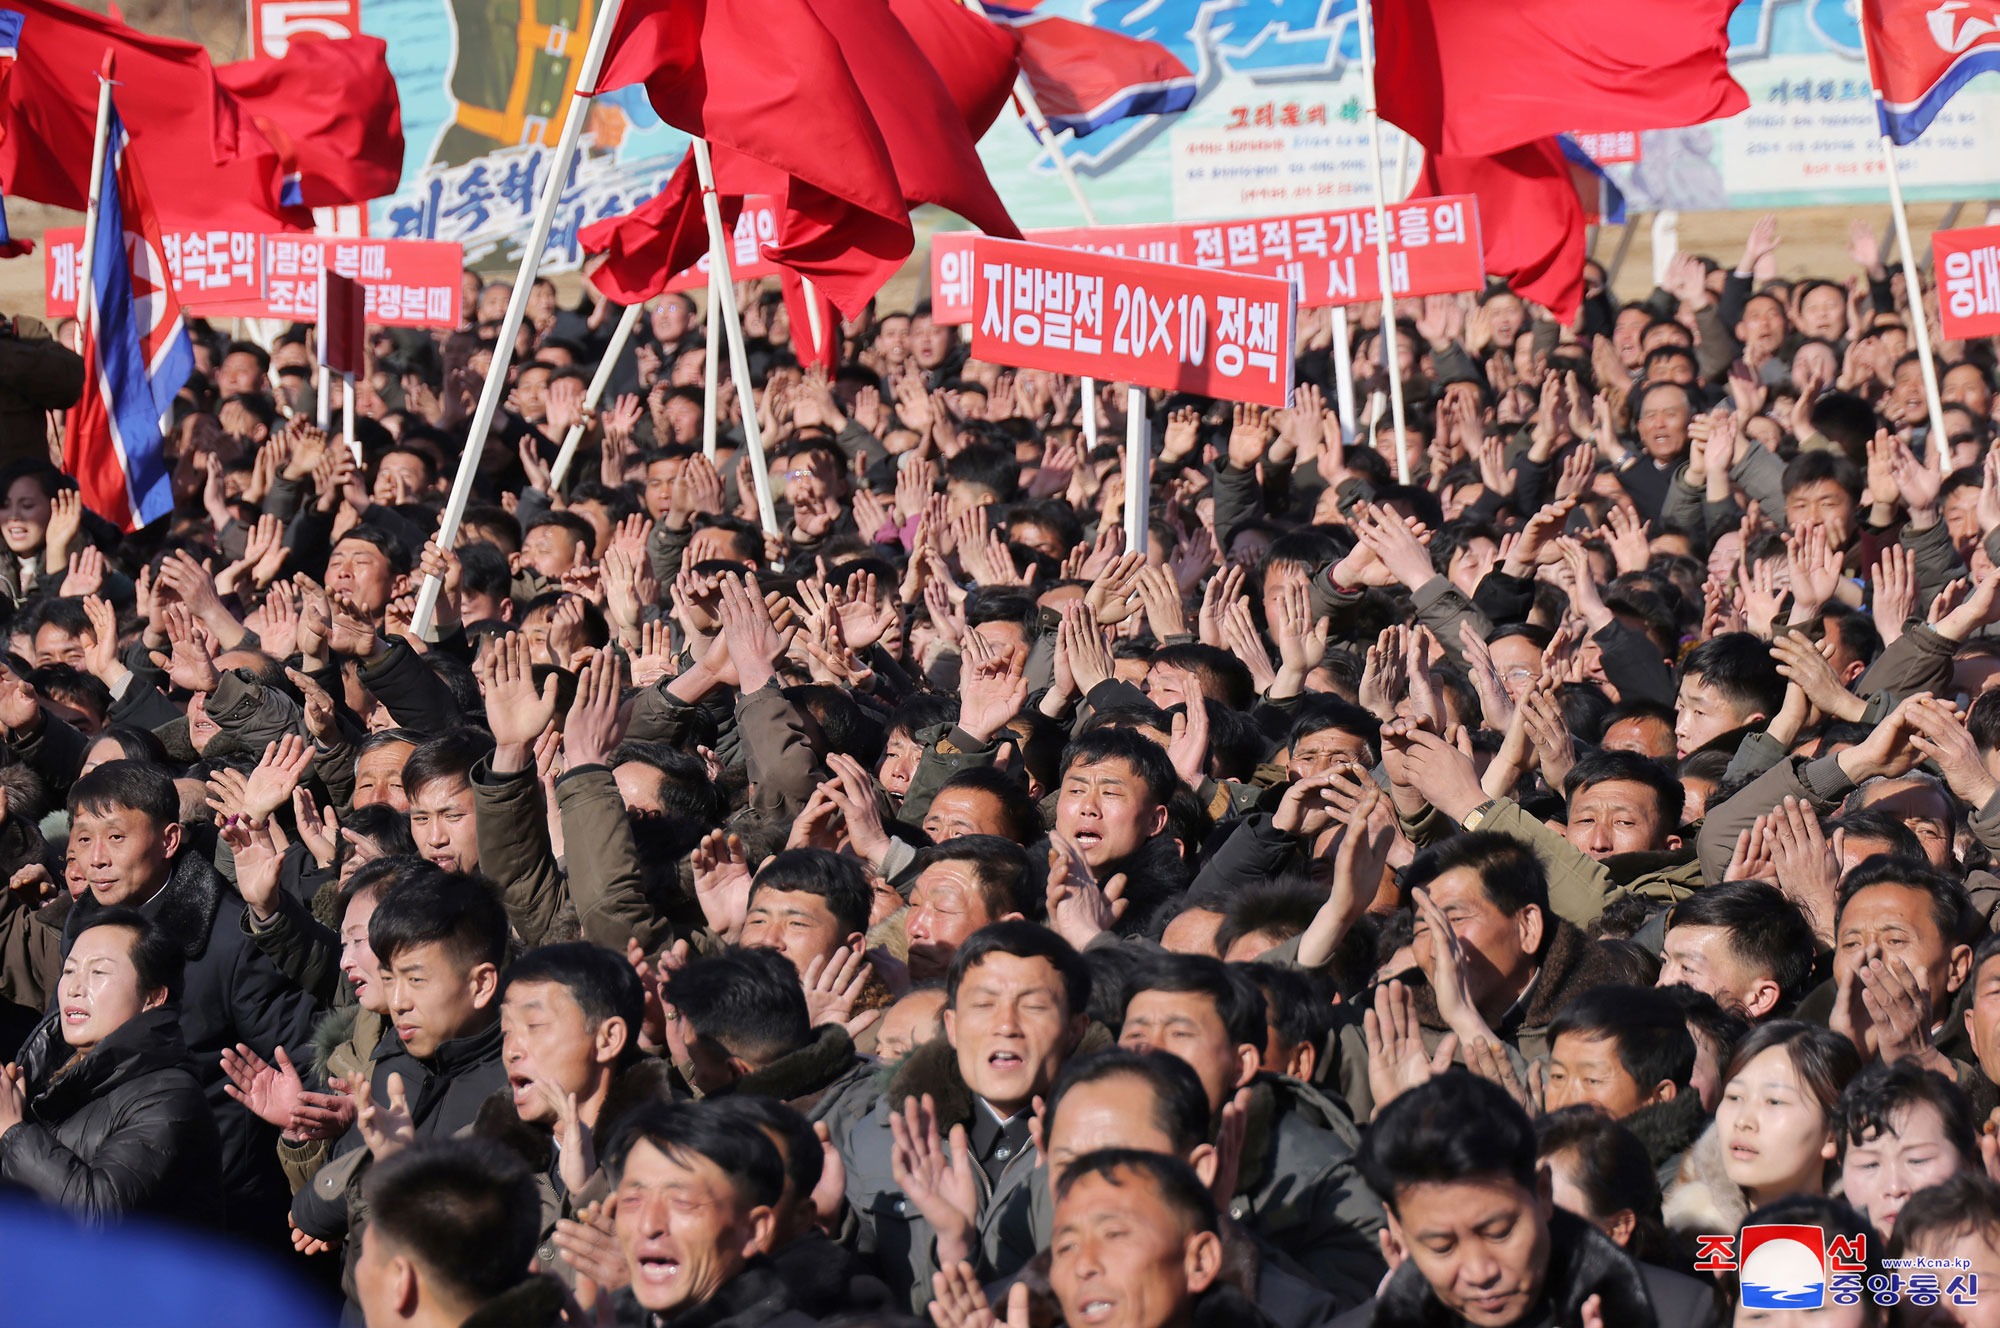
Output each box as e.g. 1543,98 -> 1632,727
1462,799 -> 1498,831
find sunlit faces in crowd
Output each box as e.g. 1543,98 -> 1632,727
1713,1024 -> 1858,1211
1836,1062 -> 1977,1238
1049,1156 -> 1224,1328
944,929 -> 1089,1118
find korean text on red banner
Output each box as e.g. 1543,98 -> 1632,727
46,226 -> 265,317
663,196 -> 783,293
1935,225 -> 2000,340
263,236 -> 464,328
970,237 -> 1297,409
934,196 -> 1481,324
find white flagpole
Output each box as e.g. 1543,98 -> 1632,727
410,0 -> 627,638
1123,386 -> 1146,554
1329,307 -> 1357,445
702,272 -> 722,461
315,267 -> 331,431
1000,62 -> 1105,467
1859,39 -> 1950,472
1353,0 -> 1410,483
801,275 -> 826,363
549,299 -> 643,490
342,372 -> 357,465
692,138 -> 780,538
77,64 -> 114,367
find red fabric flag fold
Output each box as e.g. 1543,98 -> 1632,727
584,0 -> 1018,315
217,35 -> 405,207
1376,0 -> 1746,159
1410,138 -> 1585,323
0,0 -> 327,231
588,0 -> 911,316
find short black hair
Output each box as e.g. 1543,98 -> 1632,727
1243,961 -> 1337,1061
945,441 -> 1021,503
748,848 -> 871,939
336,516 -> 415,576
1359,1071 -> 1540,1209
67,759 -> 179,830
710,1095 -> 821,1200
1782,449 -> 1864,503
1059,727 -> 1178,810
1837,855 -> 1971,944
367,867 -> 511,972
601,1100 -> 786,1208
1120,953 -> 1267,1054
1548,985 -> 1696,1092
363,1139 -> 540,1307
931,766 -> 1042,845
1837,1059 -> 1977,1163
1404,831 -> 1549,924
1666,881 -> 1818,1003
1052,1148 -> 1218,1238
1892,1172 -> 2000,1260
947,921 -> 1090,1018
73,907 -> 185,1003
1534,1106 -> 1662,1228
456,541 -> 513,608
663,946 -> 812,1065
1150,644 -> 1254,713
1661,983 -> 1751,1062
1678,633 -> 1785,722
523,510 -> 596,553
402,728 -> 496,801
1720,1021 -> 1862,1124
1215,880 -> 1325,958
1286,699 -> 1382,768
499,942 -> 646,1068
1044,1049 -> 1211,1155
1563,749 -> 1685,828
910,835 -> 1039,920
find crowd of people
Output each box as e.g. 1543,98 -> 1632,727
1,214 -> 1999,1328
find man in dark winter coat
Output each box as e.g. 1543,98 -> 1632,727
58,760 -> 320,1239
354,1138 -> 567,1328
663,947 -> 870,1115
292,867 -> 512,1294
1334,1073 -> 1716,1328
604,1099 -> 818,1328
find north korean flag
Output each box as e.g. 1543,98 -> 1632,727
1864,0 -> 2000,144
65,78 -> 191,531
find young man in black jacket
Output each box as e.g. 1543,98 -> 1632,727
292,865 -> 511,1292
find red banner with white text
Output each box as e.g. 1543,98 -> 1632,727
1935,224 -> 2000,341
933,195 -> 1483,324
969,237 -> 1297,408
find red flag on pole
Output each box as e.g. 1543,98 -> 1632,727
1376,0 -> 1746,159
588,0 -> 911,315
1410,138 -> 1586,323
216,35 -> 404,208
0,0 -> 314,229
584,0 -> 1019,315
884,0 -> 1019,137
782,268 -> 838,373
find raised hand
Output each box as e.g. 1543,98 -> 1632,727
1363,979 -> 1458,1120
890,1092 -> 981,1269
1045,832 -> 1127,950
356,1072 -> 416,1161
149,603 -> 221,693
690,828 -> 753,940
476,630 -> 561,768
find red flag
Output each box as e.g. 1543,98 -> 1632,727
0,0 -> 311,231
590,0 -> 911,315
1376,0 -> 1746,159
216,35 -> 404,207
1861,0 -> 2000,145
806,0 -> 1017,241
885,0 -> 1018,137
781,268 -> 839,373
1411,138 -> 1585,323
